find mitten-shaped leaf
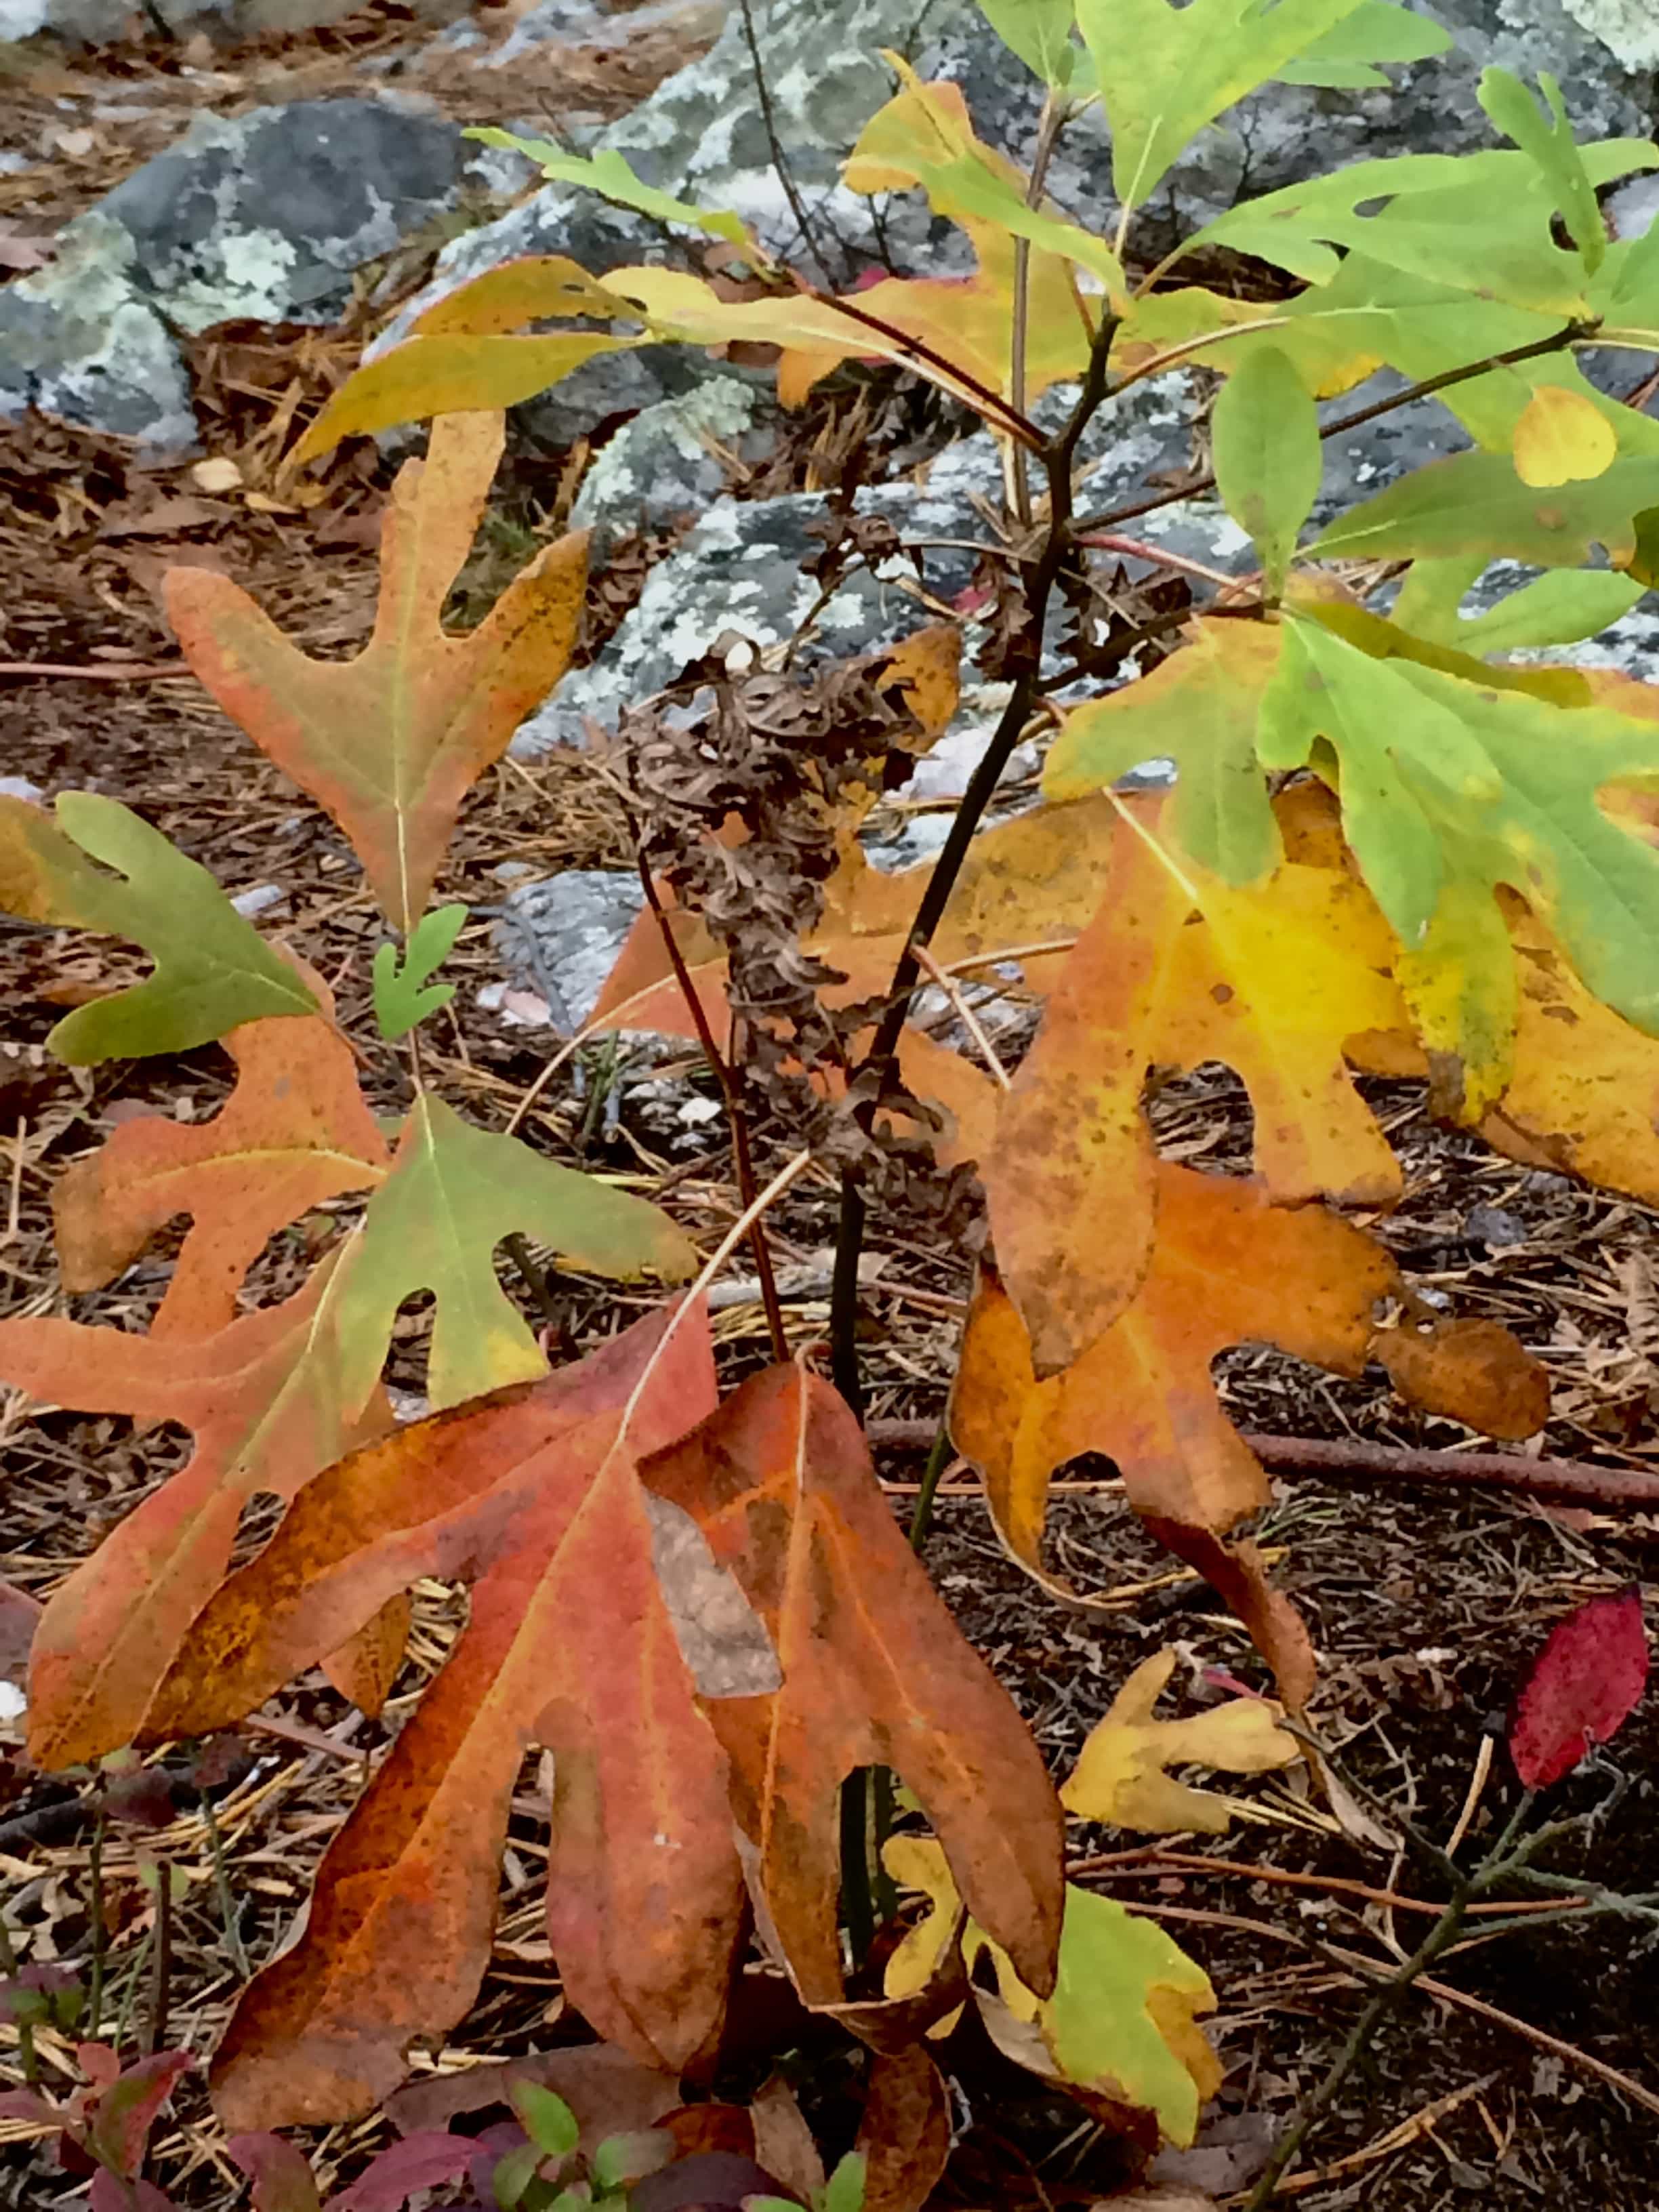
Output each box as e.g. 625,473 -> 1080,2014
167,413 -> 587,933
331,1094 -> 695,1418
0,792 -> 316,1062
1061,1649 -> 1298,1834
144,1303 -> 742,2124
641,1365 -> 1065,2005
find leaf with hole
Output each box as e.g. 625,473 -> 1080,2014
1477,68 -> 1605,273
640,1363 -> 1065,2005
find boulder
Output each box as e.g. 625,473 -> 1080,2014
0,0 -> 459,48
571,373 -> 775,533
0,98 -> 520,453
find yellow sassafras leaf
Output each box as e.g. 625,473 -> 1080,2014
1512,384 -> 1619,487
1061,1649 -> 1300,1833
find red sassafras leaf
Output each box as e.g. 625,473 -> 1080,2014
1509,1587 -> 1648,1788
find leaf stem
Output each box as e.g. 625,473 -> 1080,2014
1074,318 -> 1595,537
907,1423 -> 957,1551
1010,90 -> 1071,525
633,850 -> 789,1364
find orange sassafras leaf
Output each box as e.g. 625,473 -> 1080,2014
166,413 -> 587,934
52,1002 -> 389,1338
641,1364 -> 1065,2005
140,1301 -> 741,2125
0,1254 -> 385,1769
983,802 -> 1408,1378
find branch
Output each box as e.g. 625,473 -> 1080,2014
632,848 -> 789,1364
737,0 -> 836,285
827,313 -> 1120,1412
865,1418 -> 1659,1513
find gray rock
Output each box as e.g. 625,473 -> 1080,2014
0,98 -> 509,451
513,471 -> 991,754
390,0 -> 1659,468
1465,1204 -> 1529,1247
2,0 -> 458,47
493,869 -> 646,1030
571,373 -> 773,532
1563,0 -> 1659,66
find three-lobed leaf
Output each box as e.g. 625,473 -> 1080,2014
333,1093 -> 695,1418
168,413 -> 588,935
145,1303 -> 743,2123
1061,1647 -> 1299,1833
373,903 -> 468,1040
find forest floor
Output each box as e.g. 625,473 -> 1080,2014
3,7 -> 1659,2211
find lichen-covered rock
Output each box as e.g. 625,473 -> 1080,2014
1562,0 -> 1659,67
2,0 -> 457,47
571,374 -> 773,533
0,98 -> 513,452
494,869 -> 646,1030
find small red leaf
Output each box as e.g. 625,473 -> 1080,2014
1509,1586 -> 1648,1788
326,2131 -> 475,2211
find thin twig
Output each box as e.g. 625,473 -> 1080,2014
865,1416 -> 1659,1511
912,944 -> 1010,1088
1075,530 -> 1248,592
1242,1872 -> 1476,2207
633,851 -> 788,1364
736,0 -> 834,283
145,1860 -> 172,2058
199,1793 -> 249,1983
0,661 -> 186,681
